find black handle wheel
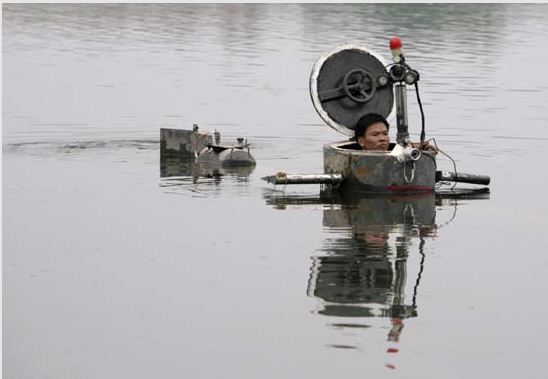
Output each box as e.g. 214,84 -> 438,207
342,69 -> 376,103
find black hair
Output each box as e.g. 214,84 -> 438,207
355,113 -> 389,140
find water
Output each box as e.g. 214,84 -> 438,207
3,4 -> 548,378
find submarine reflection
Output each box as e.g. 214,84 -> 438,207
160,156 -> 255,181
308,194 -> 436,321
263,190 -> 469,361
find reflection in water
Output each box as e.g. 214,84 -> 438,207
312,194 -> 437,367
263,191 -> 455,367
159,156 -> 255,196
309,195 -> 436,318
160,156 -> 255,179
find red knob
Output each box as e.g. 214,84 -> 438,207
389,37 -> 403,50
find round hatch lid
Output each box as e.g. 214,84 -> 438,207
310,44 -> 395,137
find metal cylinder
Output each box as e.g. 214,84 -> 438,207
395,83 -> 409,144
262,173 -> 343,185
435,171 -> 491,186
403,147 -> 421,161
213,130 -> 221,145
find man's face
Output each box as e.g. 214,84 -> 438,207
357,122 -> 389,150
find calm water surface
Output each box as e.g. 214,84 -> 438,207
3,4 -> 548,379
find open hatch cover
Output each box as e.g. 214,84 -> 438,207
310,44 -> 395,137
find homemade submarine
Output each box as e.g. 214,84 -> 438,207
263,37 -> 490,195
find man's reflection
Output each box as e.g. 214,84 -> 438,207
308,194 -> 436,368
263,188 -> 486,368
309,194 -> 435,316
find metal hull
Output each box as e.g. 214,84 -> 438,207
160,128 -> 213,158
197,147 -> 256,167
160,127 -> 256,167
323,140 -> 436,193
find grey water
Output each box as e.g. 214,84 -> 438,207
3,4 -> 548,378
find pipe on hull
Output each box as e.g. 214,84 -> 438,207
323,140 -> 436,193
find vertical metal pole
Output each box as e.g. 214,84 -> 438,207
392,243 -> 408,307
395,83 -> 410,145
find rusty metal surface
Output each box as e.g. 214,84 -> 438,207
160,128 -> 213,157
323,141 -> 436,193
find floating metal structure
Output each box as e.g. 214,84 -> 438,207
160,125 -> 256,167
262,37 -> 490,195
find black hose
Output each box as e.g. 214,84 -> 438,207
415,82 -> 425,144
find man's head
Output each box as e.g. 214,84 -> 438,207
355,113 -> 390,151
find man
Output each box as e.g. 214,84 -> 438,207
355,113 -> 436,152
355,113 -> 390,150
